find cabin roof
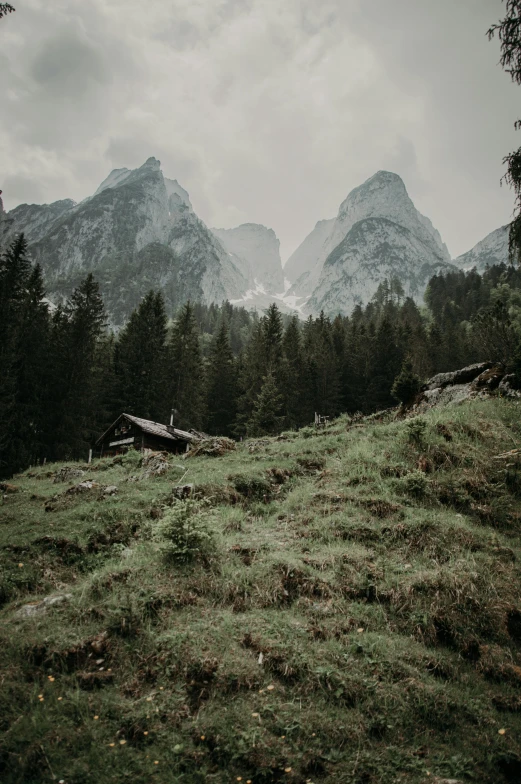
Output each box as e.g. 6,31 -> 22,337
95,413 -> 195,446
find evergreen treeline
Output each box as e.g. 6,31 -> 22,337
2,234 -> 521,478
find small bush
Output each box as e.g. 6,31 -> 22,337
154,501 -> 217,565
229,474 -> 272,501
113,448 -> 142,469
406,417 -> 427,449
397,470 -> 428,499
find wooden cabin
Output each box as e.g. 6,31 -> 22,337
95,413 -> 195,458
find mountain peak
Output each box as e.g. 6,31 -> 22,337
141,157 -> 161,171
370,170 -> 405,184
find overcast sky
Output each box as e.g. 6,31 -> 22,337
1,0 -> 519,261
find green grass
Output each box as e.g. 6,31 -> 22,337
2,398 -> 521,782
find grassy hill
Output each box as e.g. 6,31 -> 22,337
1,398 -> 521,783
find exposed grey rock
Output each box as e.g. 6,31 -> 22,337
69,480 -> 97,493
129,451 -> 171,481
499,374 -> 521,398
287,171 -> 453,316
16,593 -> 72,618
1,197 -> 76,247
10,158 -> 249,327
284,218 -> 335,288
307,216 -> 454,317
423,362 -> 492,391
103,485 -> 118,495
53,466 -> 86,483
212,223 -> 284,294
453,224 -> 510,273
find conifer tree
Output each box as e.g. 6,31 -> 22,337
305,312 -> 342,417
169,301 -> 205,430
205,319 -> 237,436
115,291 -> 168,422
280,315 -> 312,428
235,321 -> 268,436
50,274 -> 106,460
0,237 -> 50,475
262,302 -> 284,371
247,371 -> 285,437
391,357 -> 421,407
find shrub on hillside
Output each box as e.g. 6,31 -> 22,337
392,358 -> 421,406
406,417 -> 428,449
154,501 -> 217,565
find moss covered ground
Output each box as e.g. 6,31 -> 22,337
2,399 -> 521,783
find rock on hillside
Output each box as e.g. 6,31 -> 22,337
5,158 -> 249,326
416,361 -> 521,410
453,225 -> 510,273
212,223 -> 284,294
287,171 -> 453,315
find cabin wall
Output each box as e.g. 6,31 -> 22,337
97,422 -> 188,458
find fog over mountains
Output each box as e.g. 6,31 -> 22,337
0,159 -> 511,324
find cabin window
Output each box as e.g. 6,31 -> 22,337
114,422 -> 131,437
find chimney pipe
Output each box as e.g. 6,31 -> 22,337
170,409 -> 174,427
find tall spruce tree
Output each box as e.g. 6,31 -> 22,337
114,291 -> 168,422
247,371 -> 285,437
281,315 -> 312,428
305,312 -> 342,417
0,237 -> 50,475
262,302 -> 284,372
205,319 -> 237,436
50,274 -> 106,460
169,301 -> 205,430
235,321 -> 268,436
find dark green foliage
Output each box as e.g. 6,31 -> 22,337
3,255 -> 521,478
0,236 -> 50,476
169,301 -> 206,430
247,371 -> 285,437
205,320 -> 237,436
392,357 -> 421,406
488,1 -> 521,263
0,3 -> 15,20
280,316 -> 312,428
50,274 -> 107,461
114,291 -> 168,422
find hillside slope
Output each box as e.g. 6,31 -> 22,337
1,399 -> 521,783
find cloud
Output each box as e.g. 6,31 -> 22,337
0,0 -> 518,260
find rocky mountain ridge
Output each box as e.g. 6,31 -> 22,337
453,224 -> 510,273
287,171 -> 454,315
1,163 -> 513,322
